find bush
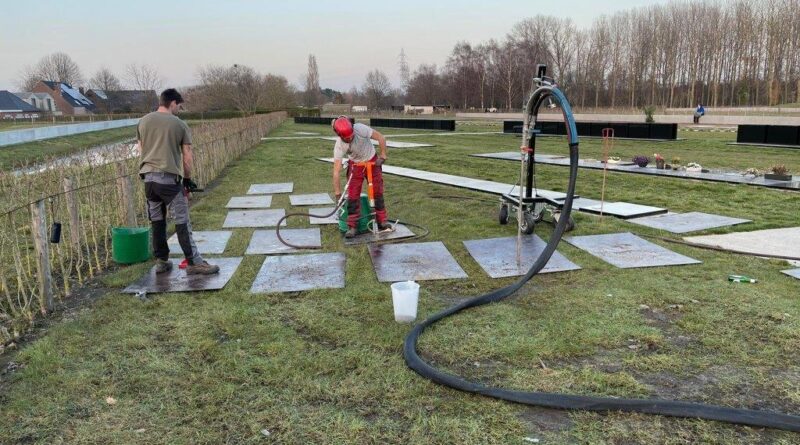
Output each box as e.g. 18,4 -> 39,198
643,106 -> 656,123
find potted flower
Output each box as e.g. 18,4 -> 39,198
654,153 -> 666,169
686,162 -> 702,173
671,156 -> 681,170
765,164 -> 792,181
744,167 -> 760,177
632,155 -> 650,168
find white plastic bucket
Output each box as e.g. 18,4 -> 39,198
391,281 -> 420,323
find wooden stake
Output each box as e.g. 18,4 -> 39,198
115,163 -> 136,227
30,200 -> 53,313
63,177 -> 81,247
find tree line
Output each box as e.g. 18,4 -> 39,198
402,0 -> 800,110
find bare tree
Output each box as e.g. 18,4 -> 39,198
197,64 -> 268,113
18,52 -> 83,90
304,54 -> 321,107
263,74 -> 297,109
363,69 -> 393,110
90,67 -> 122,91
125,64 -> 163,91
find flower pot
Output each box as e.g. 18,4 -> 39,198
656,159 -> 665,169
765,173 -> 792,181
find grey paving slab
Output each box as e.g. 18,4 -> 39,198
290,193 -> 334,206
463,235 -> 581,278
294,131 -> 319,135
385,141 -> 435,148
309,207 -> 340,225
570,198 -> 603,210
684,227 -> 800,258
343,223 -> 415,245
781,268 -> 800,280
580,202 -> 667,219
368,241 -> 468,282
317,158 -> 568,199
627,212 -> 751,234
245,228 -> 321,255
247,182 -> 293,194
225,195 -> 272,209
565,232 -> 701,269
223,209 -> 286,228
250,252 -> 345,293
123,257 -> 243,294
167,231 -> 232,255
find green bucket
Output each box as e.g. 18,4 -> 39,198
112,227 -> 151,264
338,194 -> 372,233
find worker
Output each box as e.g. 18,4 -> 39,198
137,88 -> 219,275
330,116 -> 392,238
693,104 -> 705,124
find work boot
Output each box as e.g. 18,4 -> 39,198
186,260 -> 220,275
154,259 -> 173,274
377,222 -> 394,232
344,227 -> 358,238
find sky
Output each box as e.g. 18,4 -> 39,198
0,0 -> 671,92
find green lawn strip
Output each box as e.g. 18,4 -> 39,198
1,121 -> 798,444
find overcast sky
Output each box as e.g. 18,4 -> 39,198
1,0 -> 671,92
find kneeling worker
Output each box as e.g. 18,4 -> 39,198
331,116 -> 391,238
138,88 -> 219,275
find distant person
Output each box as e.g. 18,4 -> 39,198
330,116 -> 392,238
137,88 -> 219,275
693,103 -> 705,124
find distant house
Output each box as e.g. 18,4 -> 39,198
0,90 -> 40,118
14,92 -> 58,114
85,89 -> 158,114
32,80 -> 95,115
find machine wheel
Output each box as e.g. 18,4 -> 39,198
521,212 -> 536,235
553,211 -> 576,232
499,204 -> 509,225
532,202 -> 546,222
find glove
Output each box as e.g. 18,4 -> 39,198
182,178 -> 199,192
375,157 -> 385,167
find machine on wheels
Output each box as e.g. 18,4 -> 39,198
498,65 -> 575,235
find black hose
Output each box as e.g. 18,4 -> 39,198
403,84 -> 800,432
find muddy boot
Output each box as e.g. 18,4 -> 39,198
344,227 -> 358,238
377,222 -> 394,232
155,259 -> 173,274
186,260 -> 220,275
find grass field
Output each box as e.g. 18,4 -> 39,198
1,121 -> 799,444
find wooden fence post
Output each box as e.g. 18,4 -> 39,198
115,163 -> 136,227
63,177 -> 81,247
30,200 -> 54,313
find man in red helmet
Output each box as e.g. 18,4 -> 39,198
331,116 -> 391,238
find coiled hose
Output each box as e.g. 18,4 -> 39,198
403,84 -> 800,432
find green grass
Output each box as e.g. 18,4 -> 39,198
1,121 -> 799,444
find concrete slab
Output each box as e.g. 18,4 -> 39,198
684,227 -> 800,258
294,131 -> 319,135
581,202 -> 667,219
245,228 -> 321,255
250,253 -> 345,293
123,257 -> 243,294
781,268 -> 800,280
247,182 -> 293,195
308,207 -> 340,225
463,235 -> 581,278
385,141 -> 434,148
627,211 -> 751,234
226,195 -> 272,209
343,223 -> 415,246
565,232 -> 701,269
167,231 -> 232,255
368,241 -> 467,282
290,193 -> 334,206
223,209 -> 286,228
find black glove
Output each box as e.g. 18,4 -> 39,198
182,178 -> 199,192
375,157 -> 385,167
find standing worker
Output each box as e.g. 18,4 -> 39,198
693,103 -> 705,124
138,88 -> 219,275
330,116 -> 392,238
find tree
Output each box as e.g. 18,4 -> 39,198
263,74 -> 296,109
363,69 -> 393,110
90,67 -> 122,91
18,52 -> 83,90
406,64 -> 443,105
303,54 -> 321,106
197,64 -> 268,113
125,64 -> 163,91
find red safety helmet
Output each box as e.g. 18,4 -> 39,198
332,115 -> 354,142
